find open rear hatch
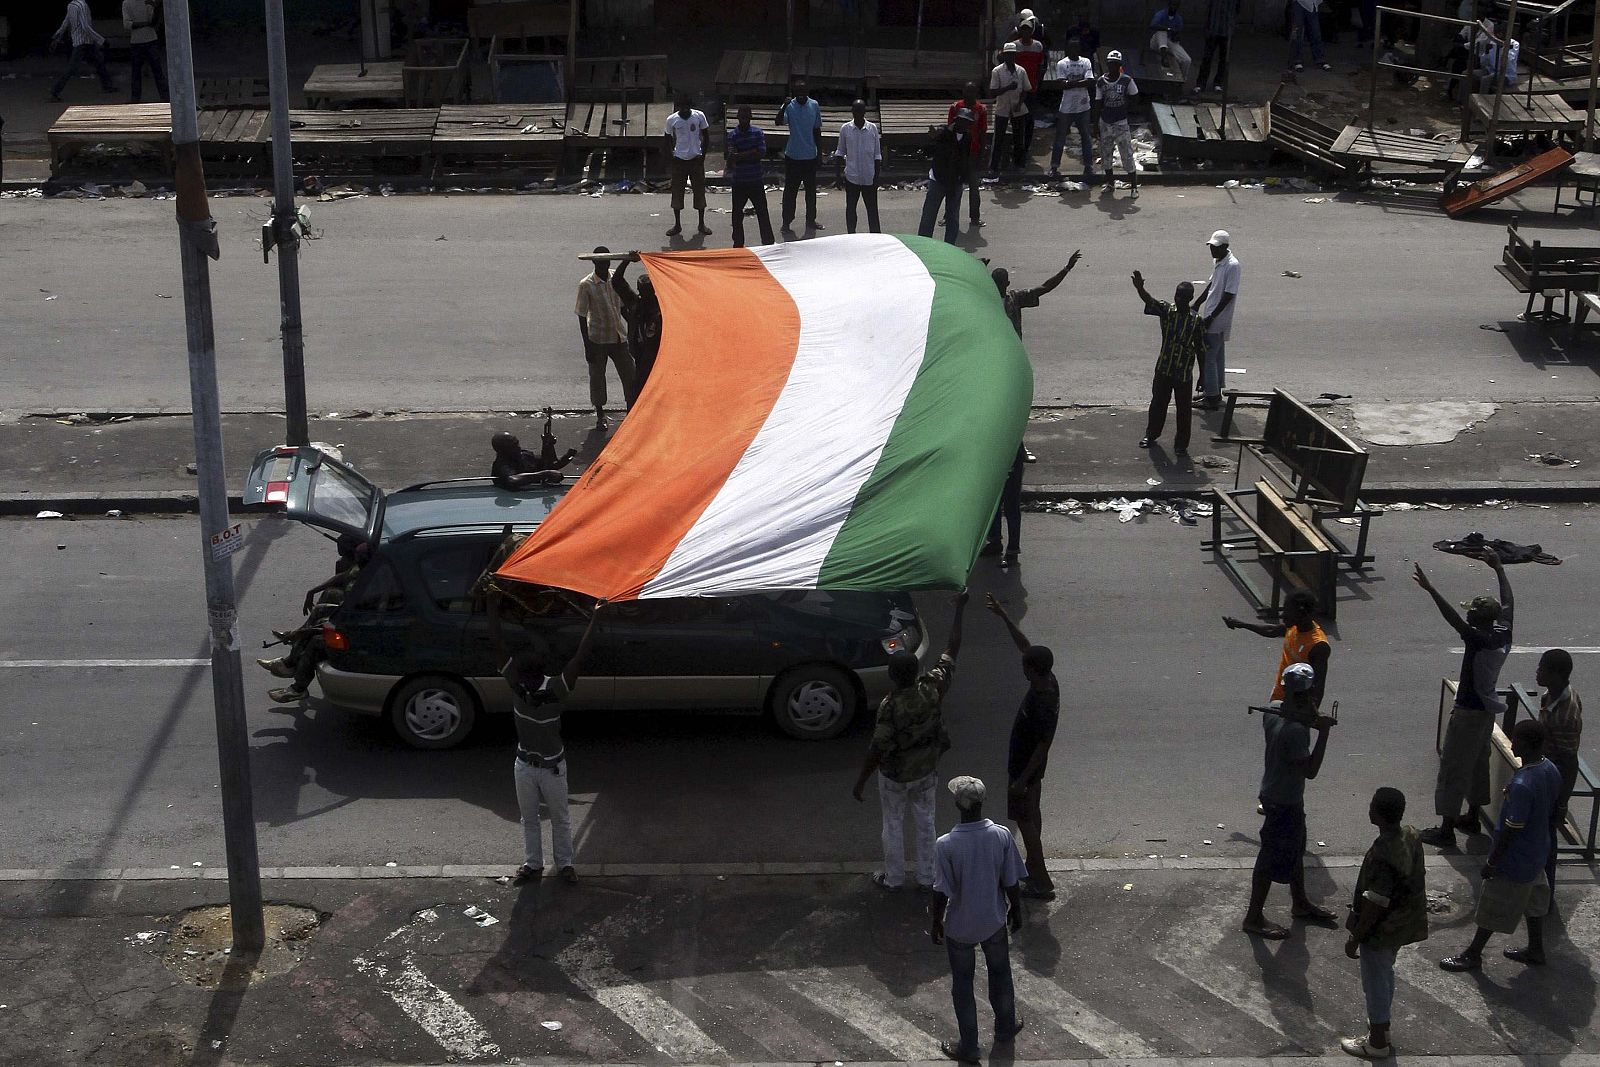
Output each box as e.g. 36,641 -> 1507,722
241,445 -> 385,544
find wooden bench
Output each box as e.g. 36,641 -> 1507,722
1263,86 -> 1354,177
278,109 -> 442,174
432,104 -> 564,180
1470,91 -> 1585,137
1330,124 -> 1476,179
1206,389 -> 1380,619
467,0 -> 570,55
196,77 -> 271,108
47,103 -> 174,175
1497,216 -> 1600,321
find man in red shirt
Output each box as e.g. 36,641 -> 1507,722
947,83 -> 989,229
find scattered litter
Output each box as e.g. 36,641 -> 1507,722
1426,893 -> 1453,914
1528,451 -> 1580,467
1217,823 -> 1225,829
1203,839 -> 1213,845
128,931 -> 162,945
541,1021 -> 563,1031
1282,270 -> 1302,278
463,905 -> 500,927
1302,197 -> 1327,204
185,462 -> 198,475
494,875 -> 512,886
1220,179 -> 1240,188
435,235 -> 447,241
1316,841 -> 1327,847
1479,323 -> 1507,332
44,294 -> 60,301
1225,367 -> 1246,374
156,293 -> 172,299
191,861 -> 203,867
1122,883 -> 1134,891
126,180 -> 148,198
106,509 -> 125,518
35,511 -> 64,519
1146,477 -> 1161,486
385,861 -> 398,867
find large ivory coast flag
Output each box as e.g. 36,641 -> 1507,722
497,234 -> 1032,601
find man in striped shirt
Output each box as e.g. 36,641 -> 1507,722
50,0 -> 117,102
1131,270 -> 1206,455
1537,648 -> 1582,890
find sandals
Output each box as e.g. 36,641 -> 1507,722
1242,918 -> 1290,940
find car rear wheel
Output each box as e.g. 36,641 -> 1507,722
769,664 -> 860,740
389,675 -> 478,749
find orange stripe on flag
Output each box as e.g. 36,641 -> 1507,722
495,248 -> 801,600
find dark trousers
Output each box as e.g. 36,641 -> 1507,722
963,155 -> 983,221
781,156 -> 819,228
1050,109 -> 1094,172
844,181 -> 880,233
990,114 -> 1028,171
1020,93 -> 1038,155
129,41 -> 167,102
1145,371 -> 1193,451
918,178 -> 963,244
730,181 -> 774,247
987,447 -> 1025,554
52,43 -> 115,97
1548,750 -> 1580,889
947,927 -> 1017,1058
1195,34 -> 1230,87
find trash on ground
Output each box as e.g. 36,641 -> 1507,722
463,905 -> 500,927
541,1021 -> 563,1031
1282,270 -> 1302,278
35,511 -> 64,519
1528,451 -> 1580,467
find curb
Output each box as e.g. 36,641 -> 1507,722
3,852 -> 1593,883
5,483 -> 1600,517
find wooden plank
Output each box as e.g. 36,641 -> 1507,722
1151,103 -> 1186,140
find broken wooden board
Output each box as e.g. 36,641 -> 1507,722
1330,125 -> 1476,171
1443,146 -> 1575,216
1152,102 -> 1270,164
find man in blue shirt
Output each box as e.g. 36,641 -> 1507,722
725,105 -> 774,248
1150,1 -> 1192,80
931,776 -> 1026,1065
775,78 -> 824,233
1441,719 -> 1564,971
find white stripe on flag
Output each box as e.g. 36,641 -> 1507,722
641,235 -> 935,597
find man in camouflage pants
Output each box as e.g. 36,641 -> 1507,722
854,591 -> 970,890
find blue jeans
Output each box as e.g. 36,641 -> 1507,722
1200,333 -> 1226,399
1289,2 -> 1327,66
1051,110 -> 1094,173
919,179 -> 963,244
947,926 -> 1017,1057
1358,944 -> 1397,1025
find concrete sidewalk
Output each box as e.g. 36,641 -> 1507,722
3,859 -> 1595,1066
0,401 -> 1596,515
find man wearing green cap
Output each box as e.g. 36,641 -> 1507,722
1412,550 -> 1514,849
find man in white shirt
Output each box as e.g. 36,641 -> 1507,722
833,99 -> 883,234
662,93 -> 712,238
1288,0 -> 1333,73
575,247 -> 638,430
1195,229 -> 1241,408
50,0 -> 116,102
988,43 -> 1033,175
123,0 -> 167,104
1048,38 -> 1095,180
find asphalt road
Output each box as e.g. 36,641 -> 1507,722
4,186 -> 1599,418
2,505 -> 1594,872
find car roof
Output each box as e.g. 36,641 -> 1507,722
381,483 -> 568,539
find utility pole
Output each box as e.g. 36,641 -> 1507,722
163,0 -> 266,954
265,0 -> 309,448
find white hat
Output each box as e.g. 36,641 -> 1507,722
1002,41 -> 1019,53
1106,49 -> 1124,63
1280,662 -> 1316,694
1208,229 -> 1231,246
1019,7 -> 1036,17
948,775 -> 987,809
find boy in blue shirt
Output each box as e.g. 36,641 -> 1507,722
775,78 -> 824,232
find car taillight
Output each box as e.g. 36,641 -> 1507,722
264,480 -> 290,504
323,624 -> 349,651
881,633 -> 908,654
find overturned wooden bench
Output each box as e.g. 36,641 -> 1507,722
1264,86 -> 1355,178
1496,215 -> 1600,321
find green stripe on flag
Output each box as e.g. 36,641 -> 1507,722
817,236 -> 1033,589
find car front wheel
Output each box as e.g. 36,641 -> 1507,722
769,664 -> 860,740
389,675 -> 479,749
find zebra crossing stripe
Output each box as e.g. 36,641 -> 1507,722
1011,965 -> 1160,1058
353,908 -> 501,1061
553,896 -> 727,1062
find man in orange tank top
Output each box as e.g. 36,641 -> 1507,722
1224,589 -> 1331,709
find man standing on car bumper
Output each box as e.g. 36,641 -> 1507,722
853,591 -> 969,890
492,594 -> 606,886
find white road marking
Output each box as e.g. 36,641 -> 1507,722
354,909 -> 501,1061
0,658 -> 210,668
553,897 -> 726,1062
1010,965 -> 1159,1058
1153,904 -> 1323,1044
1446,647 -> 1600,655
759,906 -> 940,1060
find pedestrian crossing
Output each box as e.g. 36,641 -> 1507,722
325,878 -> 1599,1064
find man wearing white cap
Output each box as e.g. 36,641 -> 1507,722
931,775 -> 1026,1064
988,43 -> 1034,174
1095,52 -> 1140,196
1195,229 -> 1240,407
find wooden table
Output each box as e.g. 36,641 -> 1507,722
865,49 -> 979,97
466,1 -> 569,52
874,99 -> 955,146
433,104 -> 565,159
716,50 -> 793,101
302,62 -> 405,109
564,99 -> 675,147
279,109 -> 441,171
1330,125 -> 1476,171
1470,92 -> 1585,133
573,55 -> 671,102
47,103 -> 174,173
1152,103 -> 1269,164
